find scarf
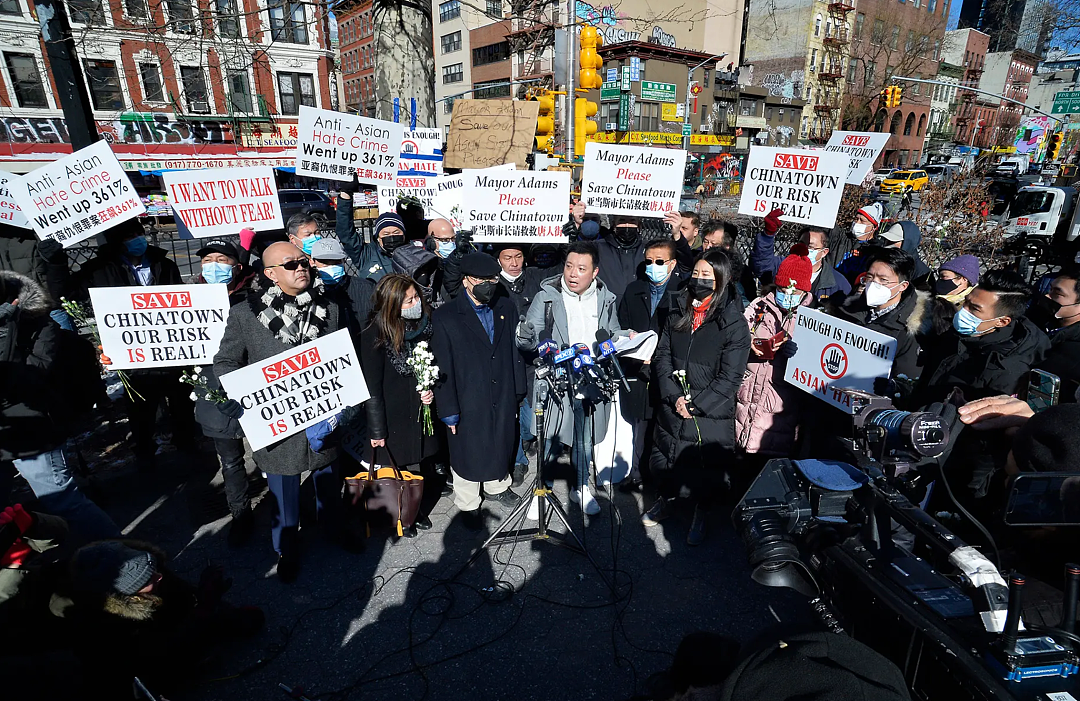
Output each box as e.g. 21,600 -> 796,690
251,279 -> 330,344
692,294 -> 713,332
386,314 -> 433,376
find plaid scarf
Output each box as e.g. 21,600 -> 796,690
251,279 -> 330,344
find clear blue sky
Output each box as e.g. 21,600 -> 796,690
946,0 -> 1080,54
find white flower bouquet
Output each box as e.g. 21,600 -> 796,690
407,341 -> 440,436
179,366 -> 228,404
673,369 -> 701,444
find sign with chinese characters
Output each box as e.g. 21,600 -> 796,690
590,131 -> 735,147
239,123 -> 300,148
295,105 -> 404,184
463,170 -> 570,243
600,81 -> 621,101
581,142 -> 685,218
640,81 -> 677,102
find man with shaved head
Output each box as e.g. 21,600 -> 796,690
214,241 -> 362,582
423,217 -> 468,300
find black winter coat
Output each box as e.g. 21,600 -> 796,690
327,273 -> 375,332
497,268 -> 543,319
72,244 -> 182,297
833,290 -> 929,380
0,226 -> 69,302
1040,322 -> 1080,402
595,236 -> 647,302
431,293 -> 525,482
616,274 -> 685,422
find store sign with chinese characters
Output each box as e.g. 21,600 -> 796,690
239,124 -> 300,148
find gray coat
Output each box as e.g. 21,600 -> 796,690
213,282 -> 343,476
517,274 -> 625,446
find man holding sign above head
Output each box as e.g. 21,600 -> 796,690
335,176 -> 405,282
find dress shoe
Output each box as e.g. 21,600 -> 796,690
276,552 -> 300,583
441,480 -> 454,497
460,508 -> 484,531
414,514 -> 433,531
618,479 -> 644,494
523,439 -> 538,459
226,509 -> 255,548
512,463 -> 529,487
401,525 -> 418,538
687,505 -> 708,546
486,488 -> 522,508
433,462 -> 449,477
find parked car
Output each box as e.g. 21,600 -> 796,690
278,189 -> 335,227
871,167 -> 897,186
879,170 -> 929,194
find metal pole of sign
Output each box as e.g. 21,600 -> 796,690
683,54 -> 726,151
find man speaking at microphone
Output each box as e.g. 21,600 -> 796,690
516,241 -> 628,516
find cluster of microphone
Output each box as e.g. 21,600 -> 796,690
533,329 -> 630,403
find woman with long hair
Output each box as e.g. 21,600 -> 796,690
359,273 -> 439,536
644,249 -> 751,546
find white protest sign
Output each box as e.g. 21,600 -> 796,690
397,128 -> 443,182
89,284 -> 231,370
0,174 -> 29,228
785,306 -> 896,413
218,329 -> 370,451
823,131 -> 892,185
296,105 -> 404,184
163,166 -> 284,238
738,146 -> 848,228
13,140 -> 145,247
429,164 -> 516,228
580,142 -> 686,218
464,170 -> 570,243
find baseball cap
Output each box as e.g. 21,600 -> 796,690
879,224 -> 905,243
196,239 -> 241,260
310,238 -> 346,260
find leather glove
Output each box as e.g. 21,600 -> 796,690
36,238 -> 64,262
218,399 -> 244,419
454,227 -> 474,252
0,302 -> 18,324
341,173 -> 360,196
516,318 -> 535,344
763,208 -> 785,236
775,340 -> 798,359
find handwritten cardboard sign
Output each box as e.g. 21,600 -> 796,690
823,131 -> 892,185
738,146 -> 848,228
464,170 -> 570,243
296,105 -> 405,184
444,99 -> 540,171
90,284 -> 231,369
0,173 -> 29,229
163,166 -> 284,238
218,329 -> 370,451
580,142 -> 686,218
13,140 -> 145,247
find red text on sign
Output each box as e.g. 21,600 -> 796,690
773,154 -> 819,171
262,348 -> 322,382
131,291 -> 192,309
842,135 -> 871,147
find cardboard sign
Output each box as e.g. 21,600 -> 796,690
580,142 -> 686,218
13,140 -> 145,247
163,166 -> 284,238
295,105 -> 405,184
398,128 -> 443,182
427,164 -> 516,228
89,284 -> 231,369
823,131 -> 892,185
784,306 -> 896,413
0,173 -> 29,228
464,170 -> 570,243
444,99 -> 540,171
218,329 -> 370,451
738,146 -> 848,228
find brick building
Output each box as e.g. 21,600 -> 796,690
941,27 -> 989,145
978,48 -> 1039,148
335,0 -> 375,115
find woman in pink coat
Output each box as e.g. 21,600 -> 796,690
736,247 -> 814,458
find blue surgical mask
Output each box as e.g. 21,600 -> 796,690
646,263 -> 670,284
124,235 -> 148,257
300,234 -> 323,256
776,290 -> 803,310
580,220 -> 601,240
437,240 -> 456,258
317,264 -> 345,284
201,261 -> 234,285
953,307 -> 994,336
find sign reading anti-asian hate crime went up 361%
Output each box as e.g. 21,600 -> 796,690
738,146 -> 848,228
581,142 -> 686,218
295,105 -> 405,184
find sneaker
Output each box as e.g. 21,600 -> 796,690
486,488 -> 521,508
276,552 -> 300,583
571,486 -> 600,516
687,506 -> 707,546
642,498 -> 672,527
226,509 -> 255,548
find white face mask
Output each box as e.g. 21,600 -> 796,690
865,281 -> 897,307
852,222 -> 872,238
501,269 -> 523,282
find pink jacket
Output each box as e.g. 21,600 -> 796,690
735,292 -> 809,456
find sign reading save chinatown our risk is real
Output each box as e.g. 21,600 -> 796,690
295,105 -> 405,184
738,146 -> 848,228
580,142 -> 686,218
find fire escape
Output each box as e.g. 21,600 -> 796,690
954,57 -> 983,142
809,0 -> 853,143
507,0 -> 559,98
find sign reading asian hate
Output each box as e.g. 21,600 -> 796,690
785,306 -> 896,413
0,174 -> 29,228
823,131 -> 892,185
163,166 -> 284,238
13,140 -> 145,248
398,129 -> 443,182
464,170 -> 570,243
444,99 -> 540,171
738,146 -> 848,228
296,105 -> 405,184
89,284 -> 231,369
219,329 -> 370,451
581,142 -> 686,218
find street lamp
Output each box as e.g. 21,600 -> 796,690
683,53 -> 727,150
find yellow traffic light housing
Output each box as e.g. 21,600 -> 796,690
1048,132 -> 1063,161
575,97 -> 598,156
578,25 -> 604,91
892,86 -> 903,108
532,89 -> 556,153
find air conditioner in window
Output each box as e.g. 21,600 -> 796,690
189,101 -> 211,114
701,123 -> 710,132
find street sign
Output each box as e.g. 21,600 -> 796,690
618,92 -> 631,131
1052,90 -> 1080,115
681,123 -> 692,137
600,81 -> 620,101
621,66 -> 631,91
606,68 -> 616,82
640,81 -> 677,102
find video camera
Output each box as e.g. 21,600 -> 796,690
732,388 -> 1080,700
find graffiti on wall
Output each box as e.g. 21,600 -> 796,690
1013,115 -> 1051,156
759,71 -> 805,99
766,125 -> 795,147
576,1 -> 681,46
0,117 -> 70,143
98,115 -> 230,145
702,153 -> 741,179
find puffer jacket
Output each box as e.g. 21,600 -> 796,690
735,292 -> 810,456
833,288 -> 930,380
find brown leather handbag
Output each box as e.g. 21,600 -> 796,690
344,447 -> 424,537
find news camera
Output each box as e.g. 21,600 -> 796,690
732,388 -> 1080,700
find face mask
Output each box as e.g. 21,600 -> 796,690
501,269 -> 523,282
776,290 -> 803,310
1027,295 -> 1061,329
437,240 -> 456,258
688,278 -> 714,300
201,261 -> 234,285
865,281 -> 896,307
807,248 -> 824,265
934,278 -> 960,296
580,220 -> 601,240
471,280 -> 497,305
953,307 -> 993,336
1057,302 -> 1080,320
646,263 -> 671,284
300,234 -> 323,256
851,222 -> 872,239
534,252 -> 557,268
317,265 -> 345,284
401,303 -> 423,320
124,235 -> 148,257
381,234 -> 405,253
613,226 -> 639,245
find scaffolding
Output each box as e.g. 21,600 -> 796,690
810,0 -> 854,142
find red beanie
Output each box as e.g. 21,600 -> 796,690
776,244 -> 813,293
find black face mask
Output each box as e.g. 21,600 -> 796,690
534,253 -> 557,268
381,234 -> 405,253
471,280 -> 498,305
933,278 -> 960,296
613,226 -> 639,245
1028,294 -> 1062,330
688,279 -> 715,300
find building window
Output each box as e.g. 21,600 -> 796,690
277,71 -> 316,115
864,60 -> 876,85
473,41 -> 510,66
933,40 -> 941,60
928,0 -> 937,10
0,0 -> 19,14
871,19 -> 884,44
84,59 -> 123,110
633,101 -> 659,132
473,79 -> 510,99
4,53 -> 46,107
814,14 -> 821,36
228,71 -> 253,113
486,0 -> 501,16
268,0 -> 307,44
442,63 -> 463,84
854,13 -> 864,38
903,112 -> 915,135
139,62 -> 164,102
439,0 -> 460,22
216,0 -> 240,38
444,98 -> 455,114
766,106 -> 774,120
810,48 -> 817,72
889,25 -> 899,50
180,66 -> 210,112
68,0 -> 104,24
848,57 -> 858,82
906,30 -> 915,53
167,0 -> 195,34
124,0 -> 147,19
441,31 -> 461,53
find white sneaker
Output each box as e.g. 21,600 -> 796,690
526,495 -> 540,521
572,486 -> 600,516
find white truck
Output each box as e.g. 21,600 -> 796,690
1005,185 -> 1080,256
994,154 -> 1031,178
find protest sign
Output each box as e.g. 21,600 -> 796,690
0,173 -> 29,228
738,146 -> 848,228
89,284 -> 231,370
464,170 -> 570,243
378,182 -> 437,215
428,164 -> 516,228
784,306 -> 896,413
12,140 -> 145,247
580,142 -> 686,218
823,131 -> 892,185
397,128 -> 443,183
163,166 -> 284,238
218,329 -> 370,451
444,99 -> 540,171
295,105 -> 405,184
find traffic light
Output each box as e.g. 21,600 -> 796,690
578,25 -> 604,90
1048,132 -> 1063,161
533,89 -> 555,153
575,96 -> 598,155
882,85 -> 904,108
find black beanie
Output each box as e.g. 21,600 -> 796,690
73,541 -> 158,596
1013,404 -> 1080,473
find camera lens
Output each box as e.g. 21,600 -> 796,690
741,511 -> 815,596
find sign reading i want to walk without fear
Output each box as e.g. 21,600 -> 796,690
295,105 -> 405,184
823,131 -> 892,185
738,146 -> 848,228
784,306 -> 896,413
13,140 -> 145,248
464,170 -> 570,243
219,329 -> 370,451
580,142 -> 686,218
163,166 -> 284,238
90,284 -> 232,370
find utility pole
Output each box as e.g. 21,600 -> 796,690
683,54 -> 726,151
565,0 -> 576,162
35,0 -> 98,149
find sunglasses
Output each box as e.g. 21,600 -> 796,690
644,258 -> 670,266
267,259 -> 311,271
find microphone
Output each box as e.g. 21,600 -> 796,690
595,329 -> 631,393
537,339 -> 559,360
553,344 -> 577,366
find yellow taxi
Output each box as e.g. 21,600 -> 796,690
879,170 -> 929,194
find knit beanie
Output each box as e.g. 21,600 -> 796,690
776,244 -> 813,292
374,212 -> 406,238
939,254 -> 980,286
857,202 -> 883,229
73,541 -> 158,596
1012,404 -> 1080,473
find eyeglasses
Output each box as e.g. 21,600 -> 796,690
644,258 -> 670,265
267,258 -> 311,271
863,274 -> 899,286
